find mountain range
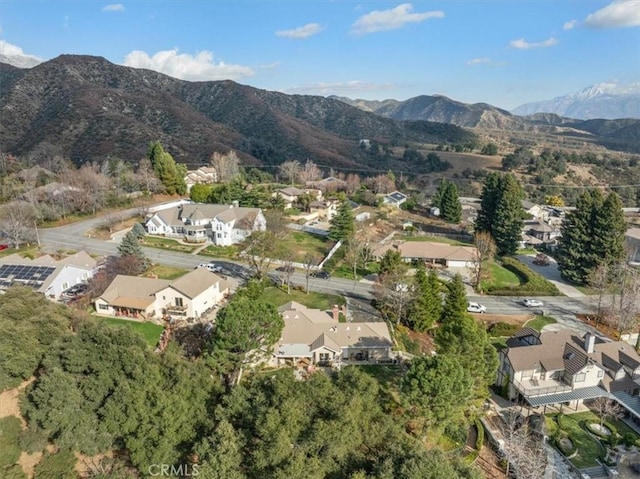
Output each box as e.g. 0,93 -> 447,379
1,54 -> 639,172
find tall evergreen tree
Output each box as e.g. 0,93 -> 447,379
476,173 -> 524,256
328,200 -> 355,242
147,141 -> 187,195
117,231 -> 148,270
557,190 -> 627,284
436,180 -> 462,223
408,265 -> 442,332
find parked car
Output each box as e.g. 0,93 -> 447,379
467,302 -> 486,313
0,244 -> 8,251
522,298 -> 544,308
197,263 -> 222,273
312,270 -> 331,279
533,253 -> 550,266
276,265 -> 295,273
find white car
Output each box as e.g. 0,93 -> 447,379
197,263 -> 222,273
467,302 -> 486,313
522,298 -> 544,308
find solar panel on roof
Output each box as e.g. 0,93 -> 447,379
0,264 -> 55,283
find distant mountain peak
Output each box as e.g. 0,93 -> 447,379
0,53 -> 41,69
512,82 -> 640,120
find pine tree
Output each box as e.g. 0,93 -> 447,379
117,231 -> 148,270
438,180 -> 462,223
476,173 -> 524,256
328,200 -> 355,242
408,265 -> 442,332
147,141 -> 187,195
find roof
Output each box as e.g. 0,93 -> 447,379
98,275 -> 170,310
150,203 -> 262,229
627,228 -> 640,241
384,191 -> 408,203
57,251 -> 97,269
373,241 -> 478,262
276,187 -> 306,197
275,303 -> 393,357
165,267 -> 223,299
526,386 -> 611,407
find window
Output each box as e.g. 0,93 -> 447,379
82,273 -> 88,279
62,282 -> 69,290
574,372 -> 586,383
175,297 -> 183,307
98,304 -> 108,310
597,370 -> 604,378
319,353 -> 330,361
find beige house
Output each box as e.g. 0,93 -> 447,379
497,328 -> 640,417
272,187 -> 322,210
95,268 -> 230,320
372,241 -> 478,268
184,166 -> 218,192
270,301 -> 393,367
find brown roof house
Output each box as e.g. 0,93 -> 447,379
145,202 -> 266,246
496,327 -> 640,417
0,251 -> 96,300
372,241 -> 478,269
184,166 -> 218,192
269,301 -> 393,367
95,268 -> 230,321
272,187 -> 322,209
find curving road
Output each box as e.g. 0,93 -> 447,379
38,209 -> 600,333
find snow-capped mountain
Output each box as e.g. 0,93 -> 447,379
512,82 -> 640,120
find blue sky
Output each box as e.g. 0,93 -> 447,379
1,0 -> 638,110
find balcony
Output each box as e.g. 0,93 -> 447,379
513,376 -> 572,398
166,303 -> 187,313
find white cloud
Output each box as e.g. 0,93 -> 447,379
284,80 -> 394,95
102,4 -> 125,12
276,23 -> 323,39
122,49 -> 254,81
509,37 -> 558,49
351,3 -> 444,35
0,40 -> 42,60
584,0 -> 640,28
259,61 -> 281,70
467,57 -> 506,66
563,20 -> 578,30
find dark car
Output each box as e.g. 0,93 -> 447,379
312,270 -> 331,279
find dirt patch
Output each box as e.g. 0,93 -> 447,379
477,314 -> 533,327
0,378 -> 34,427
406,329 -> 436,355
75,451 -> 114,476
19,451 -> 43,479
475,445 -> 507,478
576,314 -> 620,340
87,215 -> 142,240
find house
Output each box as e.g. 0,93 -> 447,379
145,202 -> 266,246
309,199 -> 338,221
270,302 -> 393,367
372,241 -> 478,269
0,251 -> 96,300
272,187 -> 322,209
626,228 -> 640,263
184,166 -> 217,192
496,328 -> 640,418
522,200 -> 547,220
94,268 -> 230,320
524,220 -> 562,244
382,191 -> 408,208
306,176 -> 346,192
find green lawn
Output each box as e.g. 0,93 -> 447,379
140,236 -> 198,253
262,286 -> 344,311
274,231 -> 333,263
199,244 -> 240,259
490,337 -> 508,351
100,317 -> 164,347
525,315 -> 558,332
331,261 -> 379,280
0,245 -> 41,259
396,234 -> 473,246
480,260 -> 522,291
145,264 -> 189,280
551,412 -> 606,468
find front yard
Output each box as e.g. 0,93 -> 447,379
262,286 -> 344,311
98,317 -> 164,347
273,231 -> 334,264
139,236 -> 198,253
145,264 -> 189,280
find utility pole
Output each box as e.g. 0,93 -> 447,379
34,220 -> 41,247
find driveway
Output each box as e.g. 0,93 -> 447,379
516,254 -> 585,298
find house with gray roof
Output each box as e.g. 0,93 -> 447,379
270,302 -> 393,367
497,328 -> 640,417
382,191 -> 408,208
95,268 -> 230,320
145,202 -> 266,246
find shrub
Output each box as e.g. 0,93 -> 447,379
474,418 -> 485,451
0,416 -> 22,470
18,426 -> 49,454
487,322 -> 520,338
33,449 -> 77,479
623,432 -> 637,447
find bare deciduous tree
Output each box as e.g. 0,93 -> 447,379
587,262 -> 614,325
136,157 -> 163,193
210,151 -> 240,183
501,411 -> 547,479
264,209 -> 289,240
303,253 -> 319,295
297,160 -> 322,183
278,160 -> 301,185
470,231 -> 496,291
243,231 -> 276,279
0,201 -> 38,248
589,397 -> 624,427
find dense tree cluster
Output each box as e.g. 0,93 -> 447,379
432,179 -> 462,223
557,190 -> 627,285
328,199 -> 356,242
476,172 -> 525,256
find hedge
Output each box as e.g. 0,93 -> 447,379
485,256 -> 562,296
474,418 -> 485,451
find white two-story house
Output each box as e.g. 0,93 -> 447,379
145,202 -> 266,246
497,328 -> 640,416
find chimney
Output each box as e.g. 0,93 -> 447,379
231,200 -> 239,208
332,304 -> 340,322
585,333 -> 596,354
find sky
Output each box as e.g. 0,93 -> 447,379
0,0 -> 639,110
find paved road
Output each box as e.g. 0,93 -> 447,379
39,211 -> 600,330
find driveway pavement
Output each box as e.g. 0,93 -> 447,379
516,254 -> 585,298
